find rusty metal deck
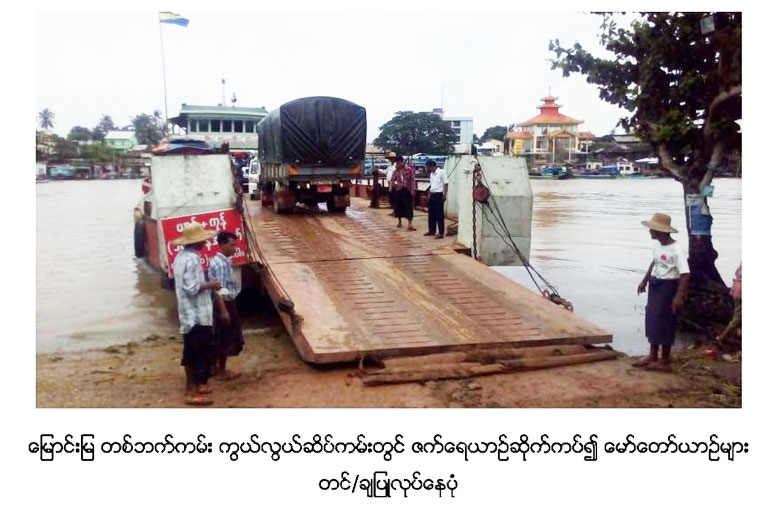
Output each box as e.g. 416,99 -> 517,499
247,197 -> 612,363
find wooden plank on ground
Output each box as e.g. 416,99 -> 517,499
360,349 -> 622,386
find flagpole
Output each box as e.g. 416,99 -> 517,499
159,20 -> 169,138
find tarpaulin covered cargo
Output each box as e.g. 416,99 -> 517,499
257,96 -> 366,166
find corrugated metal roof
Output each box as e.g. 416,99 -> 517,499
613,135 -> 641,143
506,131 -> 531,139
105,131 -> 136,140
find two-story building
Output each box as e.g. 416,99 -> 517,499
505,94 -> 591,165
104,131 -> 139,153
169,104 -> 268,151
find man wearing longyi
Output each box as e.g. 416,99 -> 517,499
635,213 -> 690,371
209,231 -> 245,381
172,222 -> 221,406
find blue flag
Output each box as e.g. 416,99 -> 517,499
159,12 -> 189,27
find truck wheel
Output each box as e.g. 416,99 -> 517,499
273,193 -> 293,214
134,221 -> 146,258
326,198 -> 347,213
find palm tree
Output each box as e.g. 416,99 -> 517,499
38,108 -> 55,130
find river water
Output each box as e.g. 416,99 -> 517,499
36,179 -> 179,353
495,177 -> 741,354
36,177 -> 741,355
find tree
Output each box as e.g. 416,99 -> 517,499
38,108 -> 55,130
82,142 -> 117,163
67,126 -> 94,142
131,111 -> 165,145
92,115 -> 115,141
51,135 -> 79,160
374,111 -> 458,156
480,125 -> 508,143
549,12 -> 741,331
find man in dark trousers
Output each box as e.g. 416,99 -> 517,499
424,159 -> 448,239
383,151 -> 398,215
172,222 -> 221,406
208,231 -> 244,381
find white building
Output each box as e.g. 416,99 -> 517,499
432,108 -> 474,145
169,104 -> 268,150
476,139 -> 504,156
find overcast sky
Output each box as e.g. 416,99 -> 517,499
37,10 -> 632,140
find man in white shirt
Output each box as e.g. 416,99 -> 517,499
424,159 -> 448,238
383,151 -> 397,215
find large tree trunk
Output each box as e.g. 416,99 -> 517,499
679,181 -> 733,334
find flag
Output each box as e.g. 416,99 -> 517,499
159,12 -> 189,27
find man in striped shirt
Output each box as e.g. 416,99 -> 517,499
208,231 -> 244,380
172,222 -> 221,406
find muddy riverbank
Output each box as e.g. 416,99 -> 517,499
36,321 -> 741,408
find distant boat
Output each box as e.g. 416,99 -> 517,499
530,164 -> 571,179
572,165 -> 618,179
572,172 -> 618,179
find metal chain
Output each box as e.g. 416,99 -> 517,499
472,158 -> 574,312
472,164 -> 478,260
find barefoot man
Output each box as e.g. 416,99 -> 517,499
172,222 -> 221,406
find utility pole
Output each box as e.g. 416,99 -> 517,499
159,23 -> 169,137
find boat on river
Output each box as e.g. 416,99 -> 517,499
572,164 -> 618,179
530,164 -> 571,179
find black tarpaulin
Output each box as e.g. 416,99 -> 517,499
257,96 -> 366,166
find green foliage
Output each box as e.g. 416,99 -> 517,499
92,115 -> 116,141
51,135 -> 79,160
374,111 -> 458,156
81,142 -> 117,163
67,126 -> 94,142
549,12 -> 741,182
38,108 -> 55,130
132,112 -> 165,145
480,125 -> 508,143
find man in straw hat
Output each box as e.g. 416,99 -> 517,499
172,221 -> 222,405
635,213 -> 690,371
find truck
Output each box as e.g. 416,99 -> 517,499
257,96 -> 367,214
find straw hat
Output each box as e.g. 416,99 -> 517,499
172,222 -> 217,246
642,213 -> 678,233
384,151 -> 397,159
